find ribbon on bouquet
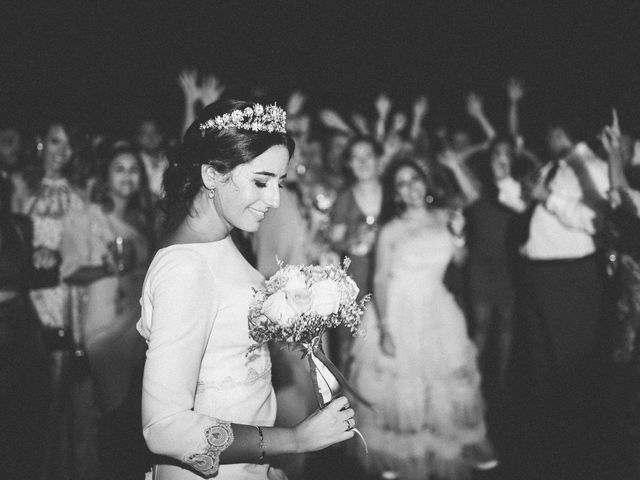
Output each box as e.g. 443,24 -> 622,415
298,336 -> 373,410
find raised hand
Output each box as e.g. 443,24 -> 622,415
177,69 -> 200,105
413,95 -> 429,119
351,112 -> 371,135
599,108 -> 621,156
391,112 -> 408,133
374,93 -> 392,118
200,73 -> 226,106
318,109 -> 352,134
466,93 -> 485,118
287,91 -> 307,116
507,77 -> 525,103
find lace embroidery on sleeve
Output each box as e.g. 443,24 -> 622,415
183,421 -> 234,475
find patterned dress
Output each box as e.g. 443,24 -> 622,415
24,177 -> 85,331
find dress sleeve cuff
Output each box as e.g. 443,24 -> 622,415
182,420 -> 234,476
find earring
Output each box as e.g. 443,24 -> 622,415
207,187 -> 215,199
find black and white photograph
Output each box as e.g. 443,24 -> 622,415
2,2 -> 640,479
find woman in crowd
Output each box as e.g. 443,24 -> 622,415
350,158 -> 496,480
137,100 -> 356,479
328,135 -> 383,371
464,138 -> 534,392
22,120 -> 87,479
61,143 -> 155,479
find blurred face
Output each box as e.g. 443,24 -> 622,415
136,120 -> 163,153
214,145 -> 289,233
395,165 -> 427,210
547,127 -> 573,157
0,128 -> 21,167
452,131 -> 471,152
490,142 -> 513,181
349,141 -> 379,182
42,124 -> 72,176
108,153 -> 141,199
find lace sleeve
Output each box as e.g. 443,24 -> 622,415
183,421 -> 234,475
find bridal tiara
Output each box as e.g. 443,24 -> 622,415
199,103 -> 287,136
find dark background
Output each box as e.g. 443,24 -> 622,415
2,1 -> 640,146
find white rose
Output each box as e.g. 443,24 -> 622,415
261,290 -> 297,326
285,288 -> 313,316
284,270 -> 307,291
309,279 -> 342,316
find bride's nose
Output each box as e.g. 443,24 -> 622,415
263,182 -> 281,209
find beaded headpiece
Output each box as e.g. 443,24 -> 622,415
199,103 -> 287,136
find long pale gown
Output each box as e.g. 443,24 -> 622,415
350,210 -> 490,480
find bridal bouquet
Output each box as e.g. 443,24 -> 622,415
248,258 -> 371,408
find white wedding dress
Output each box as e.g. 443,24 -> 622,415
138,237 -> 281,479
350,211 -> 490,480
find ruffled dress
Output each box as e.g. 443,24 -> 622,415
350,211 -> 490,480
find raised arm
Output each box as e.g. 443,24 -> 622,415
601,108 -> 640,217
410,96 -> 429,142
467,92 -> 496,144
438,149 -> 481,205
178,69 -> 201,138
374,93 -> 392,142
507,77 -> 525,139
318,109 -> 354,136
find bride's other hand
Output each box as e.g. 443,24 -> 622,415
293,396 -> 355,452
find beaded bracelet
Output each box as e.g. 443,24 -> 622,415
254,425 -> 265,464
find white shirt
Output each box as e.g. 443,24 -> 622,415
521,143 -> 609,260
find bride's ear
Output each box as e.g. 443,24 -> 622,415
201,164 -> 221,191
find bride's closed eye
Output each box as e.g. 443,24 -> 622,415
254,180 -> 285,189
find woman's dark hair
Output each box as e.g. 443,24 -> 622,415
161,99 -> 295,236
340,135 -> 383,186
24,121 -> 89,193
90,143 -> 155,245
378,157 -> 430,226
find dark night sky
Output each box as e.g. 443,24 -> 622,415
2,1 -> 640,145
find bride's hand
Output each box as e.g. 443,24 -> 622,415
379,325 -> 396,357
293,396 -> 355,452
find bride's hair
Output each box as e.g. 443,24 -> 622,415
161,99 -> 295,236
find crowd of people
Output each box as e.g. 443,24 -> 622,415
2,70 -> 640,480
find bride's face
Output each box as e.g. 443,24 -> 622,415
213,145 -> 289,233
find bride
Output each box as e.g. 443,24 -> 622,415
137,100 -> 356,479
